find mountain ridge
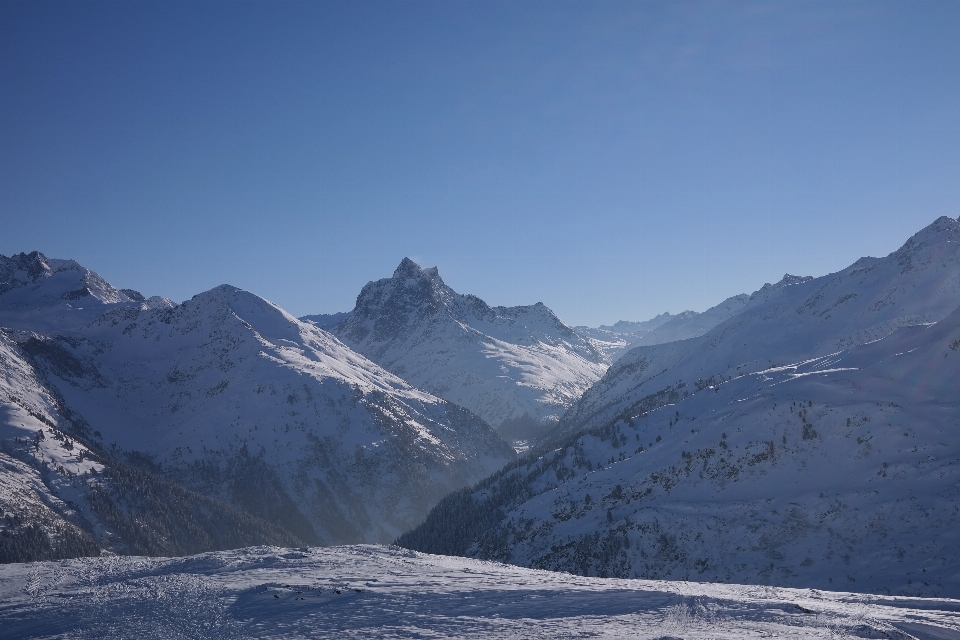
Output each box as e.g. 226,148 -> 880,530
397,216 -> 960,598
550,215 -> 960,446
333,258 -> 608,444
0,255 -> 515,558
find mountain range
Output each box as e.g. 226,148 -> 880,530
398,216 -> 960,597
3,217 -> 960,600
311,257 -> 608,447
0,251 -> 514,560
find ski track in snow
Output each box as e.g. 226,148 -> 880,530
1,545 -> 959,639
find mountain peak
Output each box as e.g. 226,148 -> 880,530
0,250 -> 134,309
779,273 -> 813,286
897,216 -> 960,249
0,251 -> 53,292
337,259 -> 606,428
393,258 -> 443,283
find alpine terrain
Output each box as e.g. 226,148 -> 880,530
573,314 -> 676,363
325,258 -> 608,447
575,277 -> 814,364
0,252 -> 514,561
398,216 -> 960,598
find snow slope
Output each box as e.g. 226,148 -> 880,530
335,258 -> 607,441
554,216 -> 960,444
399,218 -> 960,597
1,324 -> 311,561
1,544 -> 958,639
632,276 -> 812,347
0,329 -> 104,561
575,276 -> 812,363
16,284 -> 514,545
0,253 -> 514,551
0,251 -> 171,334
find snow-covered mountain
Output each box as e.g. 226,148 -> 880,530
398,217 -> 960,598
0,252 -> 514,557
0,251 -> 172,334
333,258 -> 606,446
4,544 -> 959,639
0,327 -> 300,562
332,258 -> 607,446
574,313 -> 675,362
575,276 -> 813,363
553,217 -> 960,444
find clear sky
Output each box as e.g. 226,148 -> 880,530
2,1 -> 959,327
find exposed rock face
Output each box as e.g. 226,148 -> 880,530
335,258 -> 607,440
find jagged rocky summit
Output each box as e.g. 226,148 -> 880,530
325,258 -> 607,446
0,251 -> 173,333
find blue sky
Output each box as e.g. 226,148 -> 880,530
2,1 -> 959,326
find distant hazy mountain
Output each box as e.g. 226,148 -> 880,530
632,276 -> 814,347
574,313 -> 675,363
300,311 -> 352,331
575,276 -> 813,363
0,252 -> 514,559
332,258 -> 608,446
398,216 -> 960,598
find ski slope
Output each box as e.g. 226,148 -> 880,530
1,544 -> 959,639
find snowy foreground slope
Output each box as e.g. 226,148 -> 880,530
399,217 -> 960,597
328,258 -> 607,442
2,545 -> 959,640
0,251 -> 513,555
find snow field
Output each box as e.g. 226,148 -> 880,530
2,544 -> 959,639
